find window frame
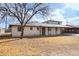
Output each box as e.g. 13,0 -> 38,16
30,27 -> 33,30
56,28 -> 58,31
48,27 -> 51,31
18,26 -> 21,31
37,27 -> 39,30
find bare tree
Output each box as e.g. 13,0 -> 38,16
0,3 -> 49,39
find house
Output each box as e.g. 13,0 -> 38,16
63,25 -> 79,33
0,28 -> 5,35
9,23 -> 68,37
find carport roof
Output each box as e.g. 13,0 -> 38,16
66,25 -> 79,28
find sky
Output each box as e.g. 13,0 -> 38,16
1,3 -> 79,28
48,3 -> 79,25
30,3 -> 79,25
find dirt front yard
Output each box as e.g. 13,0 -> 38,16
0,36 -> 79,56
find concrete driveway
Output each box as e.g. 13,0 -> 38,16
63,33 -> 79,36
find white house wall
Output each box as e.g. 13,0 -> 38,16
11,26 -> 41,37
1,29 -> 5,34
0,28 -> 5,34
11,26 -> 21,37
11,26 -> 62,37
45,27 -> 49,35
49,28 -> 56,35
23,27 -> 40,36
57,28 -> 61,35
46,28 -> 61,36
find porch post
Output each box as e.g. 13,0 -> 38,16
40,26 -> 42,36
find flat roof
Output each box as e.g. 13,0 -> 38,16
9,23 -> 69,28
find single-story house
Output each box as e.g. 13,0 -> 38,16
9,23 -> 68,37
63,25 -> 79,33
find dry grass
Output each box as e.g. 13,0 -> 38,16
0,36 -> 79,56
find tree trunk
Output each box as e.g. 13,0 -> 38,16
20,25 -> 24,39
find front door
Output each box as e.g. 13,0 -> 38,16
42,27 -> 45,35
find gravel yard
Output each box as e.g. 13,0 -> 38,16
0,36 -> 79,56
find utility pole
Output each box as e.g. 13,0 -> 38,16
5,15 -> 7,30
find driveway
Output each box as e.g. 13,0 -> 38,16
63,33 -> 79,36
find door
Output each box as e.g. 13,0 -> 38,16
42,27 -> 45,35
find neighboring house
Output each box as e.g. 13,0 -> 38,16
42,20 -> 62,25
0,28 -> 5,34
63,25 -> 79,33
9,23 -> 68,37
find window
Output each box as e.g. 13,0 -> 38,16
37,27 -> 39,30
18,27 -> 21,31
56,28 -> 58,31
30,27 -> 33,30
69,29 -> 71,32
48,27 -> 51,31
58,22 -> 60,25
72,29 -> 73,31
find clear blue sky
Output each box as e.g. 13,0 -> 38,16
0,3 -> 79,28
